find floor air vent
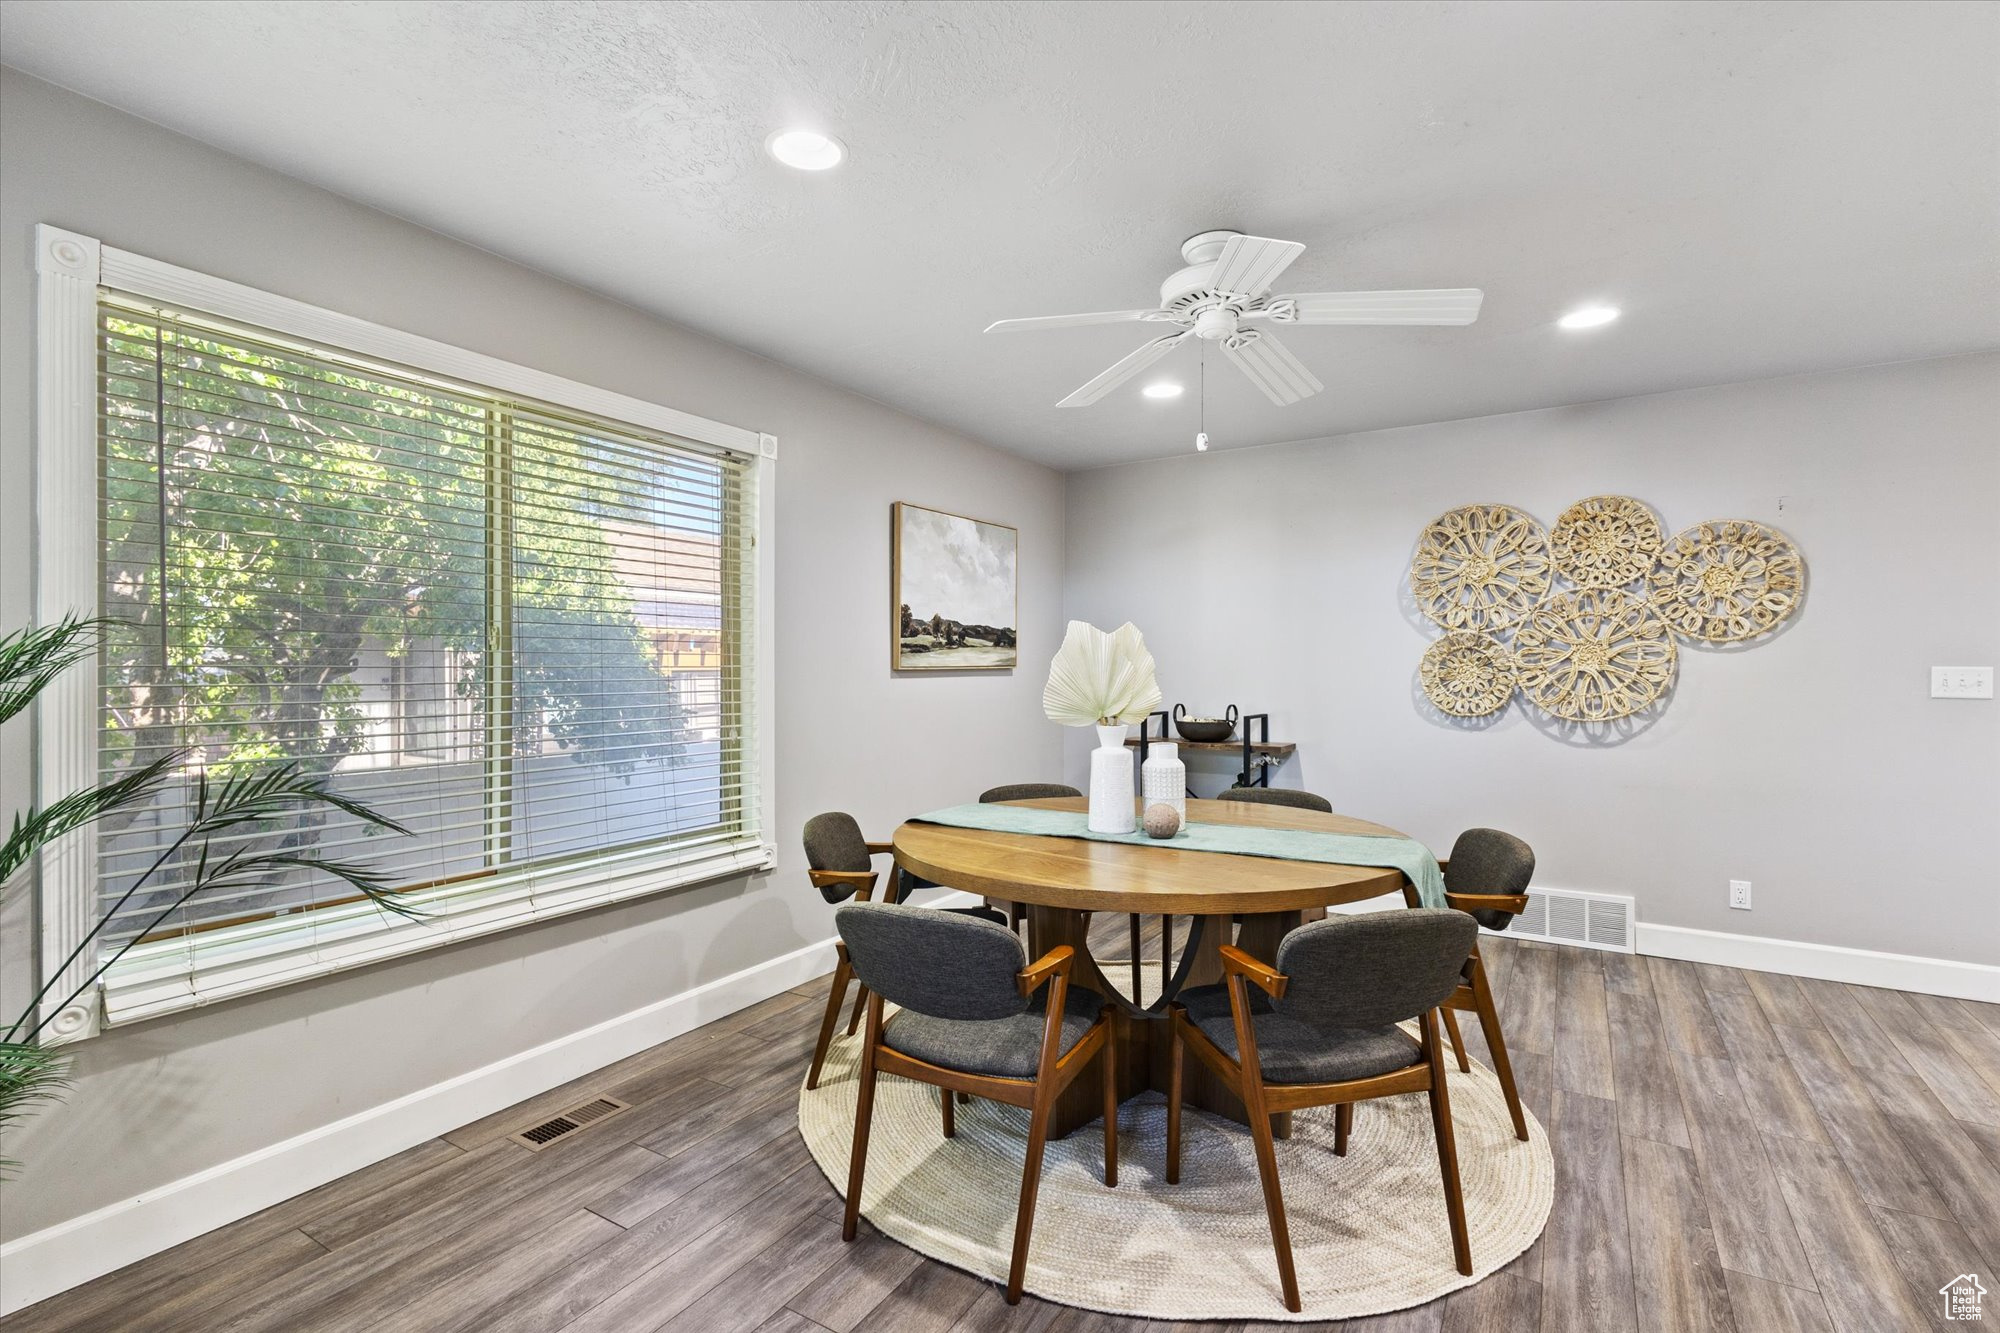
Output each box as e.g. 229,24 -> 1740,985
1491,888 -> 1635,954
509,1096 -> 631,1151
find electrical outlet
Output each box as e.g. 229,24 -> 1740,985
1931,666 -> 1994,699
1729,880 -> 1752,910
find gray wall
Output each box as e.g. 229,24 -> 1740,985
0,69 -> 1065,1238
1065,353 -> 1999,966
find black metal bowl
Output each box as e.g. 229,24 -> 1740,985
1173,702 -> 1238,743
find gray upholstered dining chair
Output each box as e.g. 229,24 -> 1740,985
1215,785 -> 1334,814
1166,909 -> 1479,1311
978,782 -> 1081,804
1399,827 -> 1536,1142
834,901 -> 1117,1305
979,782 -> 1166,997
803,812 -> 1009,1091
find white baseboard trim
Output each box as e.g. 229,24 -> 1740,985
1635,922 -> 2000,1003
1330,895 -> 1997,1001
0,915 -> 891,1317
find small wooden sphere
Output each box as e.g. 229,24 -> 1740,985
1142,803 -> 1181,840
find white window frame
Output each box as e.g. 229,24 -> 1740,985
32,224 -> 778,1039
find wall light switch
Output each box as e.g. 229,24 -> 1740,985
1931,666 -> 1994,699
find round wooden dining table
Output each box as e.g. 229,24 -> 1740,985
892,795 -> 1423,1139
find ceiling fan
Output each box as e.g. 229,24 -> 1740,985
985,229 -> 1483,407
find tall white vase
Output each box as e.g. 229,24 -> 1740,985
1088,723 -> 1136,834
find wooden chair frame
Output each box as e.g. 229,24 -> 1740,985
804,846 -> 891,1091
1404,865 -> 1532,1142
842,944 -> 1117,1305
1166,944 -> 1471,1312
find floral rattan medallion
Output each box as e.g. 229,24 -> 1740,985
1409,504 -> 1554,631
1419,632 -> 1518,717
1512,589 -> 1678,722
1649,519 -> 1806,643
1549,495 -> 1665,589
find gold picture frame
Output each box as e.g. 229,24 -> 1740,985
891,501 -> 1019,671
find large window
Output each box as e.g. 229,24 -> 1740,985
32,227 -> 772,1034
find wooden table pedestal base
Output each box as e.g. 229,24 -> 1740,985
1026,905 -> 1300,1141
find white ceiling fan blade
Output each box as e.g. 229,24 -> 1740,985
1056,332 -> 1191,407
1275,288 -> 1485,325
1210,234 -> 1306,297
1223,330 -> 1324,406
984,309 -> 1164,334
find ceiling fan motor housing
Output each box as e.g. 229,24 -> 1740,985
1193,306 -> 1238,340
1179,229 -> 1241,265
1163,229 -> 1254,319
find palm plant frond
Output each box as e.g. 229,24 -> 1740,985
189,848 -> 423,923
0,751 -> 184,887
10,762 -> 427,1045
195,763 -> 414,839
0,1042 -> 72,1177
0,612 -> 419,1156
0,616 -> 114,726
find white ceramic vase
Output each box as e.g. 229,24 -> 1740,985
1141,740 -> 1187,829
1088,723 -> 1137,834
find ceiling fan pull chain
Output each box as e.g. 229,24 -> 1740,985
1196,348 -> 1209,452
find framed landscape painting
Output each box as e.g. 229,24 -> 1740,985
891,501 -> 1018,670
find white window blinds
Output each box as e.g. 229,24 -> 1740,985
95,298 -> 760,967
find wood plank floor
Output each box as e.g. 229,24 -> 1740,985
10,921 -> 1998,1332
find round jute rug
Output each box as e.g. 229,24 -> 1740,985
797,1017 -> 1553,1321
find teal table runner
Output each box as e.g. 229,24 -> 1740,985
911,803 -> 1445,908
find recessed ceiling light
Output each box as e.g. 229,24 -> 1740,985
1558,304 -> 1620,330
766,129 -> 845,171
1142,382 -> 1184,399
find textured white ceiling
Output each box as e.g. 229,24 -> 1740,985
4,1 -> 1995,469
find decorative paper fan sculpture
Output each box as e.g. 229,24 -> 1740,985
1042,620 -> 1162,726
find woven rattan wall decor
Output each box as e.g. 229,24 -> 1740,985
1410,497 -> 1805,724
1419,632 -> 1518,717
1409,504 -> 1553,631
1650,519 -> 1806,643
1549,495 -> 1664,589
1513,589 -> 1678,721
